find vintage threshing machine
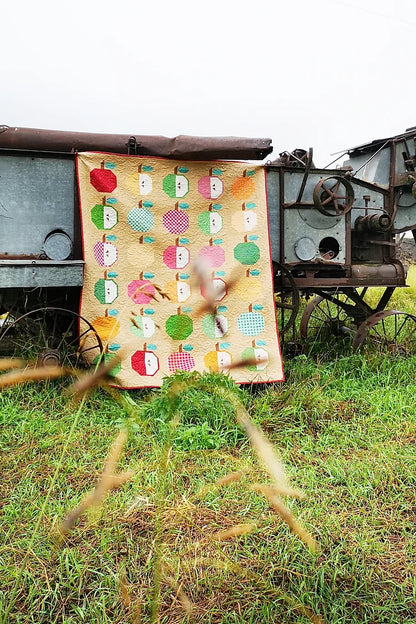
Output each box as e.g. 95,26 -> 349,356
1,124 -> 416,363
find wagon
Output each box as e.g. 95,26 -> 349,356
1,125 -> 416,365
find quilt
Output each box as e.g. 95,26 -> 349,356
77,152 -> 284,387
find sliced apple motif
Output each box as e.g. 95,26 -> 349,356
198,238 -> 225,268
126,164 -> 153,195
198,168 -> 224,200
92,309 -> 120,343
94,271 -> 118,304
128,201 -> 154,232
163,202 -> 189,234
202,307 -> 228,338
130,308 -> 156,338
231,202 -> 258,233
92,351 -> 121,377
200,272 -> 227,302
132,344 -> 159,376
166,307 -> 193,340
168,344 -> 196,372
94,236 -> 118,267
128,236 -> 155,267
198,203 -> 223,235
231,169 -> 255,200
91,196 -> 118,230
204,342 -> 232,372
242,340 -> 269,371
90,160 -> 117,193
163,238 -> 190,270
128,272 -> 156,304
235,269 -> 262,302
234,235 -> 260,266
163,167 -> 189,198
164,273 -> 191,303
237,304 -> 265,336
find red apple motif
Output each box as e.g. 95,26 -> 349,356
198,239 -> 225,268
90,160 -> 117,193
93,237 -> 118,267
128,274 -> 156,304
132,344 -> 159,376
167,345 -> 196,372
163,239 -> 190,270
198,169 -> 224,200
163,202 -> 189,234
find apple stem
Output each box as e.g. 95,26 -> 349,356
138,199 -> 142,208
209,238 -> 213,246
175,202 -> 179,210
175,272 -> 179,281
104,270 -> 108,279
139,235 -> 143,244
209,203 -> 213,212
174,166 -> 179,174
177,307 -> 181,315
252,339 -> 256,348
242,203 -> 246,211
138,164 -> 142,173
143,342 -> 147,351
102,234 -> 106,243
243,169 -> 247,177
102,196 -> 106,205
175,238 -> 179,246
246,269 -> 250,277
140,307 -> 144,316
209,167 -> 213,176
105,309 -> 109,317
140,271 -> 143,279
101,160 -> 105,169
215,342 -> 219,351
179,344 -> 183,353
244,235 -> 248,243
249,304 -> 253,313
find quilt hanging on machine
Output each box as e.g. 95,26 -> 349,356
77,152 -> 284,388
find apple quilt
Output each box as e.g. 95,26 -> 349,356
77,152 -> 284,388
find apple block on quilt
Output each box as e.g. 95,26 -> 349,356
77,152 -> 284,388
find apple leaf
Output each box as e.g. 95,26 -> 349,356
107,271 -> 118,278
106,197 -> 118,204
109,343 -> 121,351
144,309 -> 154,315
212,204 -> 222,211
248,235 -> 258,241
213,239 -> 223,245
179,203 -> 189,210
142,165 -> 153,172
143,272 -> 154,279
212,168 -> 223,176
105,163 -> 116,169
250,269 -> 260,276
253,304 -> 263,311
106,235 -> 117,241
256,340 -> 267,346
179,273 -> 190,279
215,271 -> 226,277
220,342 -> 230,349
143,237 -> 155,243
179,238 -> 189,245
182,306 -> 192,313
183,344 -> 193,352
178,167 -> 189,173
109,309 -> 119,316
143,201 -> 153,208
147,344 -> 157,351
246,202 -> 256,209
217,306 -> 227,313
246,169 -> 255,176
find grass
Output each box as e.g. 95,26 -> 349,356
2,272 -> 416,622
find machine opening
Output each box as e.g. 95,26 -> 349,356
319,237 -> 340,259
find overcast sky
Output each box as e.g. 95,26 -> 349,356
2,0 -> 415,165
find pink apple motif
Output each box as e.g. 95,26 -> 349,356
198,240 -> 225,268
93,241 -> 118,267
163,205 -> 189,234
163,243 -> 190,269
198,176 -> 224,200
168,348 -> 195,372
128,279 -> 156,304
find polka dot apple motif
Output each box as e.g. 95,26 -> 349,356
163,166 -> 189,198
128,272 -> 156,305
234,235 -> 260,266
91,197 -> 118,230
165,307 -> 193,340
164,273 -> 191,303
198,238 -> 225,268
198,168 -> 224,200
204,343 -> 232,372
90,160 -> 117,193
231,203 -> 258,233
132,344 -> 159,376
163,238 -> 190,270
94,271 -> 118,304
235,269 -> 262,302
237,304 -> 265,337
128,201 -> 154,232
198,204 -> 223,235
92,309 -> 120,343
231,169 -> 256,200
127,236 -> 155,267
202,309 -> 228,338
167,344 -> 196,372
126,164 -> 153,195
241,340 -> 269,371
130,308 -> 156,338
94,236 -> 118,267
163,202 -> 189,234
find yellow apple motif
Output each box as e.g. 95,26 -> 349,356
126,165 -> 153,195
235,270 -> 262,302
164,274 -> 191,303
128,236 -> 155,267
231,203 -> 258,233
204,344 -> 232,372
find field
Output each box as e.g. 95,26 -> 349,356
1,269 -> 416,623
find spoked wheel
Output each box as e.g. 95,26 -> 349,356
0,307 -> 103,369
273,262 -> 300,337
352,310 -> 416,355
300,294 -> 358,346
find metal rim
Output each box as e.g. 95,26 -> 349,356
352,309 -> 416,354
0,306 -> 103,369
313,175 -> 354,217
300,293 -> 358,343
273,262 -> 300,336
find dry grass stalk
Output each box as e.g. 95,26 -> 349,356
0,365 -> 68,388
0,358 -> 26,372
212,522 -> 257,541
253,484 -> 317,552
195,470 -> 245,498
59,429 -> 133,536
162,573 -> 194,616
66,355 -> 122,402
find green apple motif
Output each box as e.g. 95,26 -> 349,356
128,200 -> 154,232
202,311 -> 228,338
92,352 -> 121,377
237,304 -> 265,336
163,167 -> 189,198
94,273 -> 118,304
234,235 -> 260,265
91,197 -> 118,230
242,340 -> 269,371
166,307 -> 193,340
198,204 -> 223,235
130,308 -> 156,338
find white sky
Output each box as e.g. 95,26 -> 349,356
1,0 -> 416,166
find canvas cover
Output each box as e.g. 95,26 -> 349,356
77,152 -> 283,387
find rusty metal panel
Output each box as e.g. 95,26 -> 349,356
0,260 -> 83,287
0,154 -> 75,257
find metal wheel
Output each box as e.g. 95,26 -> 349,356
300,294 -> 357,344
352,310 -> 416,355
0,307 -> 103,369
313,175 -> 354,217
273,262 -> 300,336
